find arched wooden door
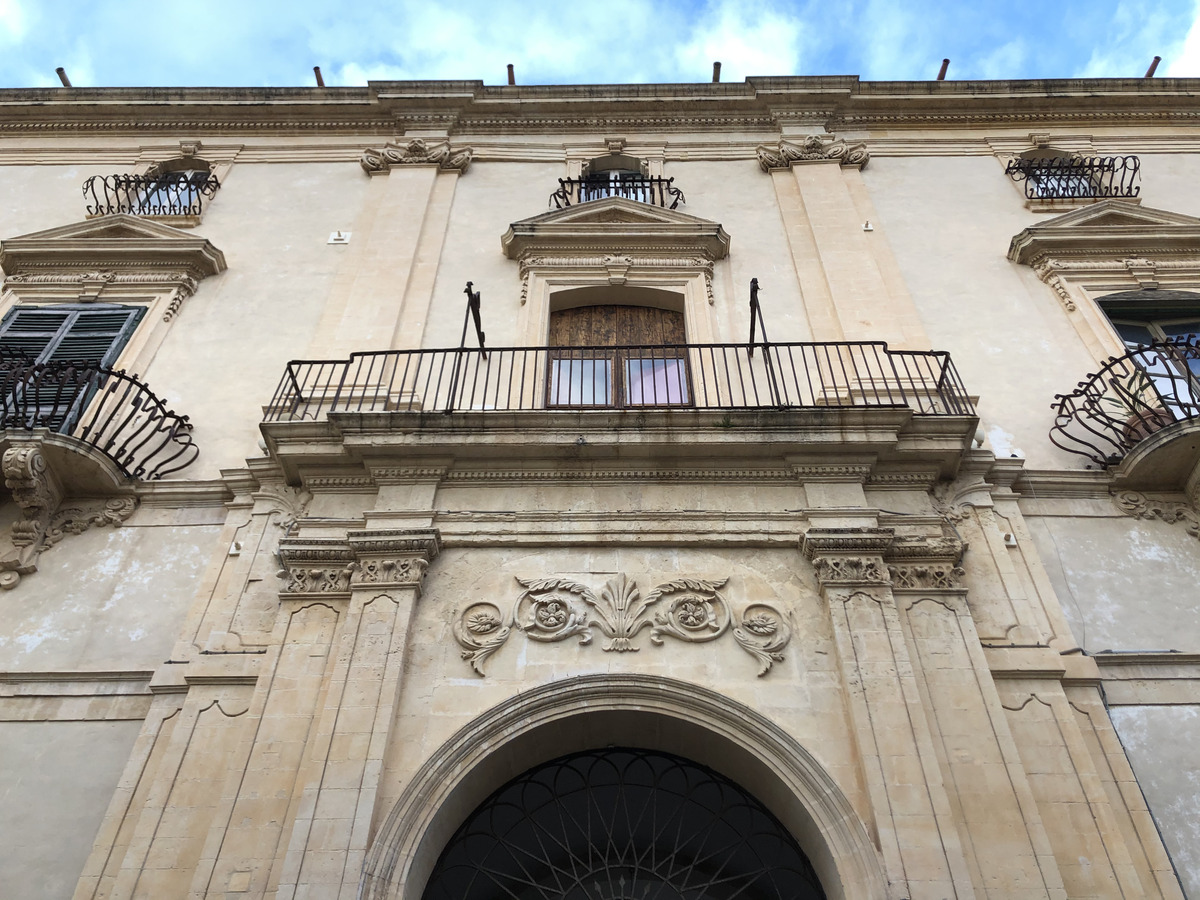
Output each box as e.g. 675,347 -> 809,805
547,305 -> 691,407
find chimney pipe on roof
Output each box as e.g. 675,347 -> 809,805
55,67 -> 71,87
712,61 -> 722,83
936,59 -> 949,81
507,63 -> 516,85
313,66 -> 325,87
1145,56 -> 1161,77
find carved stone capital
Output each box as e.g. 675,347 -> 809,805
757,135 -> 869,172
278,539 -> 355,595
887,562 -> 965,591
360,139 -> 472,175
348,528 -> 441,590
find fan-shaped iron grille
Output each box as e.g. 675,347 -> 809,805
422,748 -> 828,900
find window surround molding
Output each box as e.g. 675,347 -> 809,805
501,196 -> 730,346
0,213 -> 226,375
1009,199 -> 1200,361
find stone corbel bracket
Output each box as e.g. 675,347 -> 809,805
360,139 -> 472,175
0,443 -> 138,590
278,538 -> 356,596
800,527 -> 966,591
757,135 -> 870,172
884,534 -> 967,591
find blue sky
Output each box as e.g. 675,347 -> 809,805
1,0 -> 1198,88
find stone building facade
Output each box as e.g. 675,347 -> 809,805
0,75 -> 1198,900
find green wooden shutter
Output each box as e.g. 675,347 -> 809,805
0,304 -> 145,366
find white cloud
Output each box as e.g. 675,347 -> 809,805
1166,0 -> 1200,74
1078,0 -> 1187,77
975,39 -> 1028,81
674,1 -> 806,80
0,0 -> 25,44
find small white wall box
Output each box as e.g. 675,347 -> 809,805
328,231 -> 351,244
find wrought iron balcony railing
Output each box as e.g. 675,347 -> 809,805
549,176 -> 685,209
83,171 -> 221,217
1050,337 -> 1200,467
0,357 -> 198,479
266,342 -> 973,422
1004,155 -> 1140,200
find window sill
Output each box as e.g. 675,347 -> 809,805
1025,196 -> 1141,213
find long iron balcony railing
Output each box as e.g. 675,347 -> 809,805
83,171 -> 221,217
266,342 -> 974,422
1003,155 -> 1140,200
0,358 -> 198,479
1051,337 -> 1200,467
549,176 -> 685,209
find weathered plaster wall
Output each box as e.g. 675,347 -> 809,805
0,519 -> 221,671
1110,705 -> 1200,899
1025,512 -> 1200,653
145,162 -> 372,478
0,162 -> 134,238
0,719 -> 142,900
862,155 -> 1098,468
1138,152 -> 1200,218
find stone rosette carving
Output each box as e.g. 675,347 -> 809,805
453,574 -> 790,676
360,139 -> 472,175
0,445 -> 137,589
757,135 -> 869,172
1113,490 -> 1200,539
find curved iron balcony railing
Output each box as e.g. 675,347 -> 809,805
83,171 -> 221,217
549,176 -> 685,210
1050,337 -> 1200,467
0,358 -> 198,479
1004,155 -> 1140,200
266,342 -> 974,421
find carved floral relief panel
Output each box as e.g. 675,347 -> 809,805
453,574 -> 792,677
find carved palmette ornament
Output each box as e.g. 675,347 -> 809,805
514,577 -> 593,644
887,563 -> 965,590
756,135 -> 870,172
811,555 -> 889,585
285,566 -> 355,593
360,139 -> 473,174
732,604 -> 792,676
354,557 -> 429,586
648,579 -> 730,644
453,602 -> 512,676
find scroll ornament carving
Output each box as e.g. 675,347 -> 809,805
353,557 -> 429,586
284,565 -> 355,593
1031,260 -> 1077,312
360,139 -> 473,174
1113,490 -> 1200,539
0,446 -> 137,589
162,275 -> 200,322
756,135 -> 870,172
888,563 -> 965,590
811,555 -> 889,586
455,574 -> 790,676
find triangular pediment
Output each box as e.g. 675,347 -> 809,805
502,197 -> 730,259
1009,199 -> 1200,265
1,214 -> 226,278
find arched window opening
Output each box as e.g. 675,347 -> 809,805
550,152 -> 683,209
547,290 -> 690,408
421,747 -> 828,900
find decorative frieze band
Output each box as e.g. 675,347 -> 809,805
453,574 -> 791,677
801,527 -> 966,590
757,135 -> 869,172
1113,491 -> 1200,540
360,139 -> 472,174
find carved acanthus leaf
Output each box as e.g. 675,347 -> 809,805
811,555 -> 889,586
453,602 -> 512,676
732,604 -> 792,676
360,139 -> 473,174
648,578 -> 730,645
1113,490 -> 1200,539
757,135 -> 869,172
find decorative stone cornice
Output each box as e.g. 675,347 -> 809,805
801,527 -> 895,556
360,139 -> 472,174
801,527 -> 966,590
277,538 -> 355,595
756,135 -> 869,172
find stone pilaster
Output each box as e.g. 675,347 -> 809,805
802,527 -> 976,900
273,529 -> 440,900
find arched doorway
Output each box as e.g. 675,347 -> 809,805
422,747 -> 827,900
362,675 -> 885,900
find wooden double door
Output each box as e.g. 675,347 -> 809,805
547,305 -> 691,408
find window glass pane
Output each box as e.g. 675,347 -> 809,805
549,359 -> 611,406
1161,321 -> 1200,339
1114,322 -> 1155,348
626,358 -> 688,405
